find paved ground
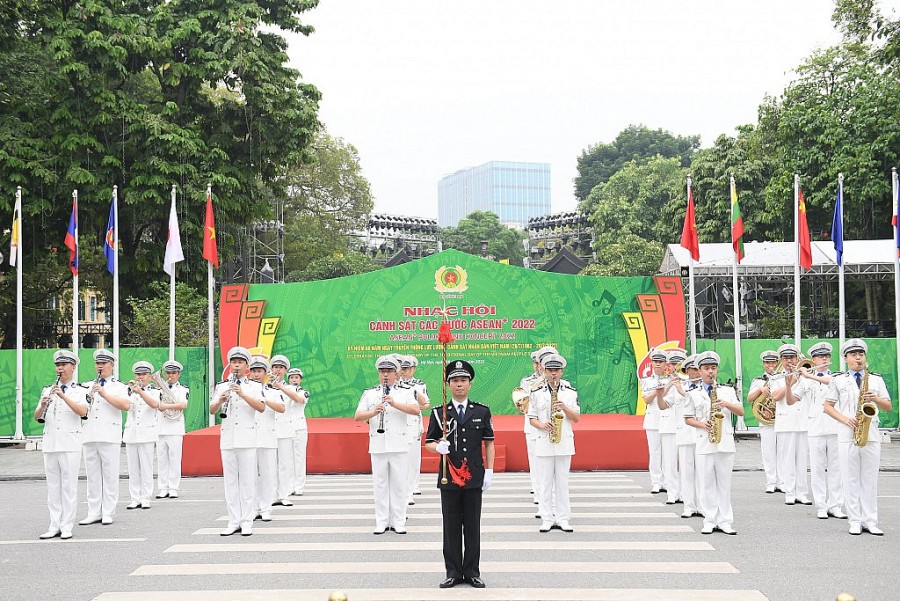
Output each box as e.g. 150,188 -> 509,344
1,435 -> 899,601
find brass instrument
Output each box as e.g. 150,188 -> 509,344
37,376 -> 62,424
751,373 -> 776,426
376,384 -> 389,434
548,381 -> 564,444
708,383 -> 724,444
853,364 -> 878,447
219,373 -> 237,419
83,372 -> 102,421
512,375 -> 545,415
151,371 -> 182,421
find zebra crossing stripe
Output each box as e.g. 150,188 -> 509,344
164,540 -> 716,553
191,524 -> 695,535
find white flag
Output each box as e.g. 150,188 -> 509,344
163,186 -> 184,276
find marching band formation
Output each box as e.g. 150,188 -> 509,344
33,338 -> 893,587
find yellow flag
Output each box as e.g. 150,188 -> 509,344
9,194 -> 20,267
499,259 -> 509,265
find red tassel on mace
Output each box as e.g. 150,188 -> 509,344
438,321 -> 455,345
448,457 -> 472,487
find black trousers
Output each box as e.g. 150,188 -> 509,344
440,487 -> 483,579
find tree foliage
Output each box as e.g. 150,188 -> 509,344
580,235 -> 665,277
124,282 -> 209,348
0,0 -> 321,347
286,252 -> 380,283
439,211 -> 526,266
574,124 -> 699,202
282,129 -> 375,274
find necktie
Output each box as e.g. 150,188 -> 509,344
100,379 -> 106,387
855,372 -> 861,387
61,385 -> 67,393
817,373 -> 824,377
457,404 -> 465,421
168,384 -> 173,389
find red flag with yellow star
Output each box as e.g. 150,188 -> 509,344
203,189 -> 219,268
798,188 -> 812,270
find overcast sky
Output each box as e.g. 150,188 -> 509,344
285,0 -> 899,220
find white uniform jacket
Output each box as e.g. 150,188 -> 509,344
640,375 -> 662,430
520,373 -> 542,438
527,381 -> 579,457
157,382 -> 188,436
40,381 -> 88,453
123,386 -> 160,444
771,376 -> 808,433
405,378 -> 428,438
82,378 -> 128,444
256,386 -> 283,448
216,378 -> 264,450
801,371 -> 840,437
673,384 -> 697,446
288,386 -> 310,432
357,383 -> 415,454
684,383 -> 737,454
658,386 -> 679,435
824,371 -> 890,444
271,385 -> 295,439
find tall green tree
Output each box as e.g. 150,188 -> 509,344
282,129 -> 374,274
574,124 -> 699,202
0,0 -> 321,347
440,211 -> 526,266
580,235 -> 665,277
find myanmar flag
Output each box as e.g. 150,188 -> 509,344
730,177 -> 744,263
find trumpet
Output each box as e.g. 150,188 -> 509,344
376,384 -> 389,434
219,373 -> 237,419
37,376 -> 62,424
83,371 -> 102,421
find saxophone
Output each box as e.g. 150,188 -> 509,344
853,365 -> 878,447
708,383 -> 725,444
548,381 -> 565,444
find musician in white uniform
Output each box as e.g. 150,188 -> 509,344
250,356 -> 284,522
658,348 -> 686,505
669,354 -> 702,518
641,349 -> 667,493
798,342 -> 845,519
287,367 -> 310,496
209,346 -> 266,536
747,350 -> 781,493
519,349 -> 545,505
270,355 -> 302,507
36,350 -> 88,540
824,339 -> 892,536
124,361 -> 160,510
354,355 -> 420,534
774,344 -> 812,506
528,353 -> 580,533
401,355 -> 430,504
79,348 -> 130,526
684,351 -> 743,535
156,360 -> 188,499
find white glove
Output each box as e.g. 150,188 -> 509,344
482,468 -> 494,491
435,440 -> 450,455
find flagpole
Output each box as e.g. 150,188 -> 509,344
207,183 -> 215,428
730,175 -> 743,402
112,185 -> 120,378
169,184 -> 177,362
892,168 -> 899,390
838,174 -> 847,372
686,175 -> 697,355
72,190 -> 79,381
14,187 -> 23,440
793,174 -> 802,346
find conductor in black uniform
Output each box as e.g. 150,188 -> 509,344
425,359 -> 495,589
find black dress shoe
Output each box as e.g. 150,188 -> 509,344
439,577 -> 461,588
467,577 -> 486,588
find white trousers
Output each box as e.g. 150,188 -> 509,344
759,424 -> 779,487
256,447 -> 277,516
156,434 -> 183,494
407,436 -> 422,500
645,429 -> 663,487
526,435 -> 539,497
838,441 -> 881,527
276,437 -> 295,501
808,434 -> 843,512
371,451 -> 409,529
292,430 -> 308,494
126,442 -> 155,504
83,441 -> 120,520
660,433 -> 679,502
222,447 -> 257,528
695,452 -> 735,529
536,455 -> 572,523
777,431 -> 809,498
677,444 -> 699,514
44,451 -> 80,533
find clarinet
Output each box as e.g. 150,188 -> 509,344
220,373 -> 237,419
376,384 -> 389,434
37,376 -> 61,424
83,371 -> 102,421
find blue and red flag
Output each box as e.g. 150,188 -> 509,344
103,196 -> 116,274
64,196 -> 78,276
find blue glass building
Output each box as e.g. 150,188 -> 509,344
437,161 -> 551,228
